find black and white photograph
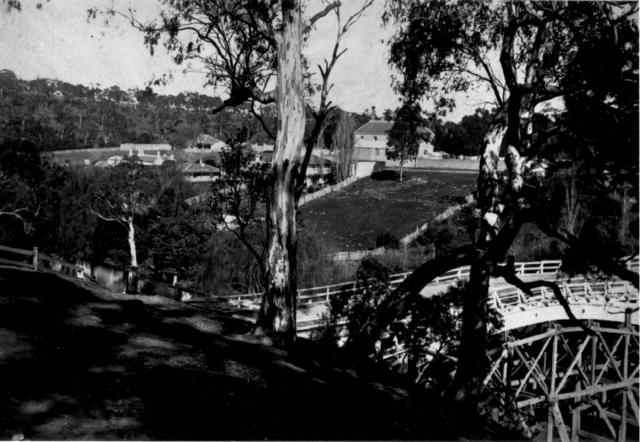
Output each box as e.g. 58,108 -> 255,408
0,0 -> 638,440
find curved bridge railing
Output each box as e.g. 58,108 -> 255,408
222,257 -> 639,335
221,258 -> 569,307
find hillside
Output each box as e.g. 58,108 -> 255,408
0,266 -> 455,440
0,70 -> 274,151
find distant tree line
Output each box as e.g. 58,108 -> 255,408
0,70 -> 277,151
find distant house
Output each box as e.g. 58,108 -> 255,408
120,143 -> 172,154
185,134 -> 227,152
94,155 -> 125,167
179,160 -> 220,182
248,147 -> 333,188
135,152 -> 175,167
353,120 -> 436,175
251,143 -> 275,153
94,151 -> 175,168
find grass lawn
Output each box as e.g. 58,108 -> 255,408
299,170 -> 477,252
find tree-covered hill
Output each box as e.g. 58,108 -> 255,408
0,70 -> 276,151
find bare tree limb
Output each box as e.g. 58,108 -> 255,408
304,1 -> 341,33
493,259 -> 594,335
250,100 -> 276,140
296,0 -> 373,198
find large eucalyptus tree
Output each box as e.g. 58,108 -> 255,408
90,0 -> 373,343
351,0 -> 639,409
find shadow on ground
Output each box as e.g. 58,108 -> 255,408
0,267 -> 455,440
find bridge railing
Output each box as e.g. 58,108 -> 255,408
221,258 -> 569,308
488,278 -> 638,313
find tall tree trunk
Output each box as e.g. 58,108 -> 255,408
452,119 -> 506,405
452,91 -> 528,409
454,257 -> 491,404
254,0 -> 306,344
126,218 -> 138,267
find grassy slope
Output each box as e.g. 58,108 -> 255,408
299,170 -> 476,252
0,267 -> 456,440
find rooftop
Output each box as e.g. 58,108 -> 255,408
354,120 -> 434,137
193,134 -> 225,146
354,120 -> 394,135
179,161 -> 220,174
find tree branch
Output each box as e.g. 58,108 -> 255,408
304,1 -> 341,33
493,259 -> 594,334
91,209 -> 125,228
536,220 -> 640,288
250,100 -> 276,140
346,243 -> 476,354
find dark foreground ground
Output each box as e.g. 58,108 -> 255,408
0,266 -> 458,440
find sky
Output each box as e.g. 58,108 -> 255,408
0,0 -> 492,121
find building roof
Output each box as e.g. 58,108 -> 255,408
194,134 -> 224,146
354,120 -> 434,137
354,120 -> 394,135
120,143 -> 172,151
179,162 -> 220,174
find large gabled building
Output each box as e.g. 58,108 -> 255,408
352,120 -> 437,176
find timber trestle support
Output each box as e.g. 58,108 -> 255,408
484,318 -> 639,441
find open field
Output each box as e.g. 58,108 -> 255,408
299,170 -> 477,252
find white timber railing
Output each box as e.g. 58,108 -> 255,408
221,258 -> 569,307
0,244 -> 85,279
220,256 -> 639,334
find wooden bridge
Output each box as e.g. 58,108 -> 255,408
2,243 -> 637,441
220,257 -> 638,441
219,257 -> 639,336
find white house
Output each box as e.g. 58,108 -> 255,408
185,134 -> 227,152
120,143 -> 172,153
352,120 -> 436,175
179,160 -> 220,182
251,143 -> 275,153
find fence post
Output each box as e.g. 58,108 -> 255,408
32,247 -> 38,271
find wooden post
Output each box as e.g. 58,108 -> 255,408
571,406 -> 581,442
32,247 -> 38,271
618,312 -> 630,442
547,328 -> 558,442
125,265 -> 139,294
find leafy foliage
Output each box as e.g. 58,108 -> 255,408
431,108 -> 495,156
386,102 -> 424,175
315,257 -> 503,390
0,73 -> 274,150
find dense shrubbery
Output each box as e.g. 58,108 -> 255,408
314,257 -> 503,392
0,137 -> 353,296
